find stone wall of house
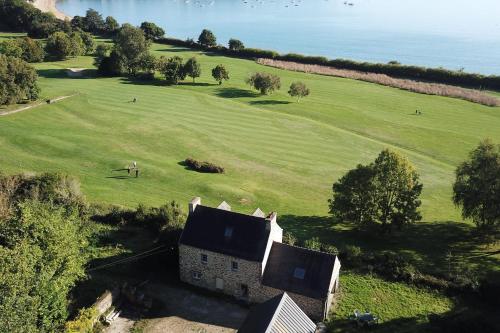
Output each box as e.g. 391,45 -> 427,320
179,244 -> 263,299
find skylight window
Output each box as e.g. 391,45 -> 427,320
224,226 -> 234,238
293,267 -> 306,279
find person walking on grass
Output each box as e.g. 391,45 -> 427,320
135,169 -> 139,178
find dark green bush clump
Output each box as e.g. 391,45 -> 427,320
184,158 -> 224,173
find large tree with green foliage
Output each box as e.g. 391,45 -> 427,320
211,64 -> 229,85
330,149 -> 423,231
140,21 -> 165,40
0,39 -> 23,58
0,54 -> 39,105
453,139 -> 500,233
84,8 -> 104,33
198,29 -> 217,48
45,31 -> 73,60
228,38 -> 244,51
184,57 -> 201,82
104,16 -> 119,35
114,24 -> 151,75
0,173 -> 87,332
246,72 -> 281,95
158,56 -> 186,84
18,37 -> 45,62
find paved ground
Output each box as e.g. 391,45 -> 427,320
142,283 -> 248,333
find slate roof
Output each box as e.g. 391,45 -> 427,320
238,292 -> 317,333
262,242 -> 337,300
179,205 -> 271,262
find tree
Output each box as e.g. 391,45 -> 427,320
97,50 -> 124,77
288,81 -> 310,102
79,31 -> 95,55
198,29 -> 216,48
114,24 -> 151,75
140,21 -> 165,40
0,201 -> 86,332
371,149 -> 422,230
104,16 -> 119,35
0,39 -> 23,58
329,164 -> 377,226
84,8 -> 104,33
45,31 -> 72,60
246,72 -> 281,95
211,64 -> 229,85
68,31 -> 84,57
228,38 -> 244,51
329,149 -> 423,232
453,140 -> 500,232
70,15 -> 86,30
18,37 -> 45,62
158,56 -> 186,84
184,57 -> 201,82
0,54 -> 40,105
137,53 -> 157,79
93,43 -> 111,67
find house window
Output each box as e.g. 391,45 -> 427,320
224,226 -> 234,239
192,271 -> 202,280
293,267 -> 306,279
201,253 -> 208,264
231,261 -> 238,271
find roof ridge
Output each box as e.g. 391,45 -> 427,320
198,204 -> 268,221
274,241 -> 337,258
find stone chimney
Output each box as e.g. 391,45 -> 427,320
189,197 -> 201,214
266,211 -> 277,224
217,201 -> 231,211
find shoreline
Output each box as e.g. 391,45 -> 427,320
32,0 -> 71,20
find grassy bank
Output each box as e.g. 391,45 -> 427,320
1,32 -> 499,331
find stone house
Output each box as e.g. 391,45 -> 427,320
178,197 -> 341,320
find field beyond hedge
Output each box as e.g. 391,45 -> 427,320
2,32 -> 500,332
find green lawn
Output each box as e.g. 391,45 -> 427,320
3,33 -> 500,331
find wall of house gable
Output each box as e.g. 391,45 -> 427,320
252,284 -> 325,320
261,223 -> 283,275
179,244 -> 262,299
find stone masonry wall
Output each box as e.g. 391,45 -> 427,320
179,244 -> 262,299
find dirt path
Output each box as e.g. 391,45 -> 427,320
0,95 -> 75,117
142,283 -> 248,333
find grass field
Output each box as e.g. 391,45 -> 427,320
1,32 -> 499,331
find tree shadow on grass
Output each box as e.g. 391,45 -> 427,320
119,76 -> 168,87
279,214 -> 500,276
37,68 -> 98,79
179,81 -> 213,87
215,87 -> 260,98
106,175 -> 134,180
249,100 -> 291,105
155,47 -> 195,53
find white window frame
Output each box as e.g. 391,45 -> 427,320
201,253 -> 208,265
231,261 -> 238,272
192,271 -> 202,280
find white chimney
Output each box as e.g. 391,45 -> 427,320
189,197 -> 201,214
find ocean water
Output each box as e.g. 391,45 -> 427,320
56,0 -> 500,74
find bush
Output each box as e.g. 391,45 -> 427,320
282,231 -> 297,246
303,237 -> 322,251
340,244 -> 363,266
65,306 -> 99,333
184,158 -> 224,173
0,54 -> 40,105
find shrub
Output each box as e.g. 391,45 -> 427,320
340,244 -> 363,266
198,29 -> 216,48
184,158 -> 224,173
228,38 -> 244,51
211,64 -> 229,85
246,72 -> 281,95
303,237 -> 322,251
0,54 -> 40,105
282,231 -> 297,246
65,306 -> 99,333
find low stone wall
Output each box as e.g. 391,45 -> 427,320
94,288 -> 121,316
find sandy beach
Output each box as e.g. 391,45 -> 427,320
32,0 -> 71,20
